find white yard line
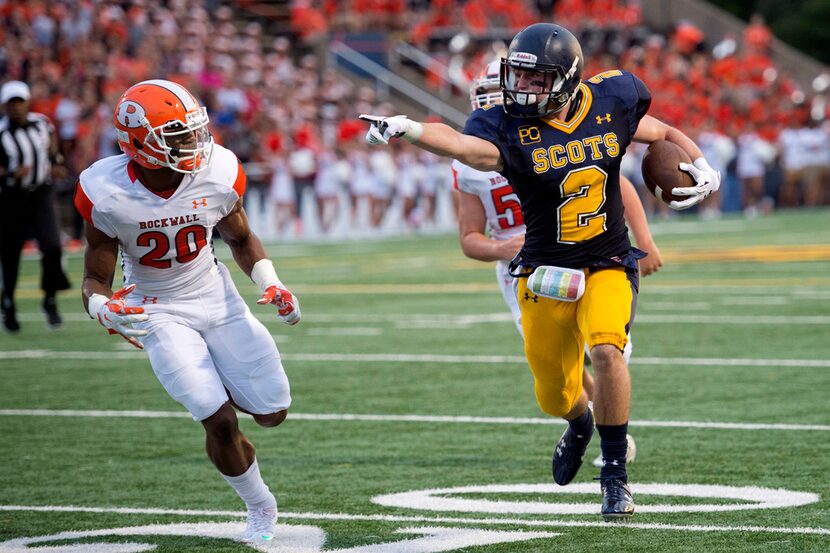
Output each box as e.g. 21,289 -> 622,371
636,314 -> 830,324
0,409 -> 827,431
3,349 -> 830,368
307,313 -> 817,325
0,504 -> 827,536
283,353 -> 830,368
307,327 -> 384,336
11,311 -> 830,324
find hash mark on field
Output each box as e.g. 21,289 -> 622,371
1,504 -> 828,536
0,409 -> 828,431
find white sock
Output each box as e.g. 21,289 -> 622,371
222,458 -> 276,510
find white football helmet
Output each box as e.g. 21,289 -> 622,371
469,60 -> 503,110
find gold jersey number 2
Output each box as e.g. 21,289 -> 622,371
557,166 -> 608,244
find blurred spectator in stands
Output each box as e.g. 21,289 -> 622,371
344,133 -> 374,231
418,150 -> 444,228
368,139 -> 396,229
314,146 -> 344,234
736,124 -> 777,216
266,37 -> 297,84
290,0 -> 328,48
800,118 -> 830,206
287,116 -> 321,235
744,13 -> 773,54
777,112 -> 808,208
711,35 -> 740,86
245,116 -> 278,220
60,1 -> 94,45
31,2 -> 57,48
673,20 -> 704,57
392,140 -> 422,230
270,157 -> 297,237
697,120 -> 737,218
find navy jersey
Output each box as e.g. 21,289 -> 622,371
464,70 -> 651,269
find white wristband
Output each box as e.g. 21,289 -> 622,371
404,121 -> 424,143
87,293 -> 109,319
250,259 -> 283,293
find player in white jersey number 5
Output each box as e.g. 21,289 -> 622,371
74,80 -> 298,544
452,61 -> 664,467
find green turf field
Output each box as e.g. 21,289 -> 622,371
1,209 -> 829,552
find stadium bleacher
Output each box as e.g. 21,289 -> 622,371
2,0 -> 827,239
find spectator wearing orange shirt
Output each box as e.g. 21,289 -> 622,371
290,0 -> 328,47
744,13 -> 773,53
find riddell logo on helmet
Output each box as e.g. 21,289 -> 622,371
509,52 -> 538,66
117,101 -> 146,128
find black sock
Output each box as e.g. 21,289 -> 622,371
597,422 -> 628,481
567,407 -> 594,439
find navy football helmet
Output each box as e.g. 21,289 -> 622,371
500,23 -> 584,118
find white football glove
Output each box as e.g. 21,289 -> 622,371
359,114 -> 423,145
250,259 -> 301,325
257,285 -> 301,325
670,157 -> 721,210
88,284 -> 149,349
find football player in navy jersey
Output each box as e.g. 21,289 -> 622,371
361,23 -> 719,520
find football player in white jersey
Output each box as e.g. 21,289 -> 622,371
74,80 -> 299,544
452,61 -> 664,466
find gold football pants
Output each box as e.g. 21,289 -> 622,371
517,267 -> 635,417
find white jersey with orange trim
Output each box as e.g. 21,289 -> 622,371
451,159 -> 525,241
76,144 -> 245,296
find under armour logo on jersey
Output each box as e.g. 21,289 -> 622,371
192,198 -> 207,209
524,292 -> 538,303
142,296 -> 158,304
596,113 -> 612,124
116,100 -> 147,128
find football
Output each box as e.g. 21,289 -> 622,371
641,140 -> 695,203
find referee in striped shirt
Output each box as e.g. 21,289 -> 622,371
0,80 -> 71,332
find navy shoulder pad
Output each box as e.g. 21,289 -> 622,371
586,70 -> 651,134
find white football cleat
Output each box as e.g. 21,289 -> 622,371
241,505 -> 277,543
592,433 -> 637,468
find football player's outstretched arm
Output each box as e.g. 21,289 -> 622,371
620,175 -> 662,277
455,189 -> 524,262
217,199 -> 301,325
360,115 -> 503,172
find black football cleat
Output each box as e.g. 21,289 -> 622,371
552,423 -> 594,486
600,478 -> 635,522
